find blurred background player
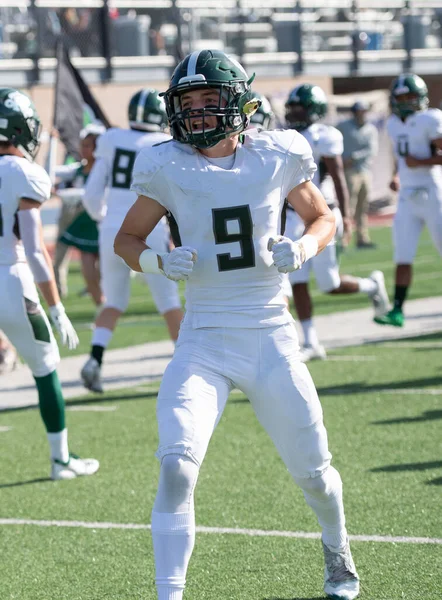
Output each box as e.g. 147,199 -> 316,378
0,88 -> 99,479
248,91 -> 277,131
284,84 -> 389,361
337,100 -> 379,249
80,89 -> 183,392
55,123 -> 105,307
376,74 -> 442,328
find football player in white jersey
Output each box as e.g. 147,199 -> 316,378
285,84 -> 389,361
0,88 -> 99,480
114,50 -> 360,600
376,74 -> 442,327
80,89 -> 183,393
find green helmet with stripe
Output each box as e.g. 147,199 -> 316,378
390,74 -> 429,119
285,84 -> 328,131
162,49 -> 260,149
0,88 -> 41,159
128,88 -> 168,132
249,92 -> 276,130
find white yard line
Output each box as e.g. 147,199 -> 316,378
0,518 -> 440,545
0,426 -> 12,432
66,405 -> 118,412
380,342 -> 442,349
379,388 -> 442,395
326,356 -> 376,362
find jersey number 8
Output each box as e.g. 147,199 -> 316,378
111,148 -> 136,189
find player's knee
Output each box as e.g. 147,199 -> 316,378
102,299 -> 129,313
294,465 -> 342,500
154,454 -> 200,513
318,274 -> 340,293
30,351 -> 60,378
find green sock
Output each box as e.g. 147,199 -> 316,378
34,370 -> 66,433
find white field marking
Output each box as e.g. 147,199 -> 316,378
326,355 -> 376,362
324,387 -> 442,396
380,342 -> 442,349
66,405 -> 118,412
0,426 -> 12,432
133,386 -> 158,393
379,388 -> 442,396
0,519 -> 441,545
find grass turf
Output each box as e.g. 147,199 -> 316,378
1,334 -> 441,599
57,225 -> 441,358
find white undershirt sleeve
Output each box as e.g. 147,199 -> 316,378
18,208 -> 52,283
83,158 -> 109,221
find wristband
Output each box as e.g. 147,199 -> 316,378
138,249 -> 162,274
299,234 -> 319,262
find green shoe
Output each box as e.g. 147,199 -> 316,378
374,307 -> 404,327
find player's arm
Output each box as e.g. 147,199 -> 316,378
405,137 -> 442,167
268,181 -> 335,274
114,195 -> 197,281
322,154 -> 352,243
287,180 -> 336,252
322,155 -> 350,220
82,158 -> 109,221
17,199 -> 79,349
390,159 -> 400,192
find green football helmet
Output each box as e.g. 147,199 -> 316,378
162,49 -> 260,149
285,84 -> 328,131
249,92 -> 276,131
390,74 -> 429,119
128,88 -> 168,132
0,88 -> 41,159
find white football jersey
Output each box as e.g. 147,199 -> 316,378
89,127 -> 170,230
387,109 -> 442,188
132,129 -> 316,328
302,123 -> 343,204
0,155 -> 51,265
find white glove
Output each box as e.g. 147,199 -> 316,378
49,303 -> 80,350
160,246 -> 197,281
268,236 -> 305,273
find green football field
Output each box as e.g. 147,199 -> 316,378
58,225 -> 441,358
1,333 -> 441,599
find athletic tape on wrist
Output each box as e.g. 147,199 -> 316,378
299,234 -> 319,262
139,249 -> 162,274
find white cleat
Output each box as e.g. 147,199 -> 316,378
323,539 -> 360,600
81,357 -> 103,393
299,344 -> 327,362
368,270 -> 390,318
51,454 -> 100,480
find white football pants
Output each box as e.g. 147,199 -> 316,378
156,322 -> 331,477
0,263 -> 59,377
393,185 -> 442,264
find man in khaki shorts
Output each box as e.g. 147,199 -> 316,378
337,100 -> 378,248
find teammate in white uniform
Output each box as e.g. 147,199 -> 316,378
114,50 -> 360,600
0,88 -> 99,480
376,73 -> 442,327
285,84 -> 389,361
80,89 -> 183,392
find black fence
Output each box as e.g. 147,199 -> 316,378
1,0 -> 441,82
